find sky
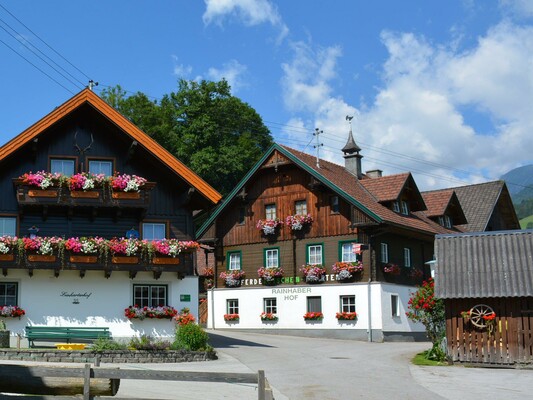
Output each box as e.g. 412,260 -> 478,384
1,0 -> 532,191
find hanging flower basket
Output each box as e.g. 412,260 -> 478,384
303,312 -> 323,321
300,265 -> 327,284
285,214 -> 313,231
256,219 -> 283,235
257,267 -> 284,285
220,270 -> 245,287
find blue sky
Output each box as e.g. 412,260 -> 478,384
1,0 -> 532,190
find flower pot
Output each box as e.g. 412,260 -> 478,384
28,254 -> 56,262
69,255 -> 98,263
112,256 -> 139,264
152,256 -> 180,265
112,192 -> 141,199
0,330 -> 10,348
70,191 -> 100,198
28,189 -> 58,198
0,254 -> 14,261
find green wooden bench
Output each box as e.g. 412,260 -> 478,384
25,326 -> 111,348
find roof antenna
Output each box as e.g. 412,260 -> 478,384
313,128 -> 323,168
88,80 -> 99,91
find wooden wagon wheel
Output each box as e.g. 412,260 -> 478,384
469,304 -> 494,328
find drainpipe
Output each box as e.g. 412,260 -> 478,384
367,240 -> 373,342
210,287 -> 216,330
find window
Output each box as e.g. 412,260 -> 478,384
330,196 -> 339,213
264,298 -> 277,314
228,252 -> 241,270
307,244 -> 323,265
50,159 -> 75,175
340,242 -> 358,262
392,201 -> 400,212
238,207 -> 246,225
340,295 -> 356,313
295,200 -> 307,215
0,282 -> 18,306
400,201 -> 409,215
391,294 -> 400,317
142,223 -> 166,240
265,204 -> 276,220
0,217 -> 16,237
227,299 -> 239,314
89,160 -> 113,176
404,248 -> 411,267
444,215 -> 452,228
264,248 -> 279,268
307,296 -> 322,313
133,284 -> 167,307
380,243 -> 389,263
438,216 -> 445,226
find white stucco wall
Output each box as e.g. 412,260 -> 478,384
2,270 -> 198,341
207,282 -> 425,335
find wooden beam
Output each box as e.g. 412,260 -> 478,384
2,267 -> 7,277
54,269 -> 60,278
28,268 -> 33,277
153,270 -> 162,280
104,269 -> 112,279
129,270 -> 137,279
79,269 -> 86,279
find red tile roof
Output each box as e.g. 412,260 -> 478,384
421,189 -> 455,217
359,173 -> 411,202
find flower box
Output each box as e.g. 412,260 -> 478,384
28,189 -> 58,198
152,256 -> 180,265
383,263 -> 401,276
0,254 -> 14,262
257,267 -> 284,285
220,270 -> 245,287
69,255 -> 98,263
224,314 -> 240,322
332,261 -> 363,282
303,312 -> 323,321
256,219 -> 283,235
112,191 -> 141,200
336,312 -> 357,321
28,254 -> 56,262
285,214 -> 313,231
260,313 -> 278,321
125,305 -> 178,320
300,265 -> 327,284
70,190 -> 100,198
112,256 -> 139,264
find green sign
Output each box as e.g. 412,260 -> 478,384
180,294 -> 191,302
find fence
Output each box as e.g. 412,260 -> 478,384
0,363 -> 274,400
445,297 -> 533,365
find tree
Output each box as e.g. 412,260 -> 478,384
406,278 -> 447,361
100,80 -> 273,195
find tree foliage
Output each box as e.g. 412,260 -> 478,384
100,80 -> 273,195
406,278 -> 447,361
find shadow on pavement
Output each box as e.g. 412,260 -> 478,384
208,332 -> 275,349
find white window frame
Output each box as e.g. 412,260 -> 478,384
444,215 -> 452,228
295,200 -> 307,215
404,248 -> 411,267
50,159 -> 75,175
228,252 -> 241,271
391,294 -> 400,317
392,201 -> 400,212
400,201 -> 409,215
142,222 -> 166,240
341,242 -> 358,262
263,298 -> 277,314
227,299 -> 239,314
0,217 -> 16,237
265,204 -> 277,220
380,243 -> 389,263
265,248 -> 279,268
340,295 -> 356,313
308,244 -> 323,265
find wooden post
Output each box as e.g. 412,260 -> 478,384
83,363 -> 91,400
94,355 -> 101,367
258,370 -> 265,400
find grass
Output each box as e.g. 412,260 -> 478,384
411,350 -> 449,366
519,215 -> 533,229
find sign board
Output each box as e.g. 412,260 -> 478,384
180,294 -> 191,302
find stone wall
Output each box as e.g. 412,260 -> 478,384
0,349 -> 217,363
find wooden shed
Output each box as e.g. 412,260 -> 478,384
435,230 -> 533,366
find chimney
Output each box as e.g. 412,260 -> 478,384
365,169 -> 383,179
342,116 -> 363,179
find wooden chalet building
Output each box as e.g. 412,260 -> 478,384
0,89 -> 221,345
198,127 -> 463,341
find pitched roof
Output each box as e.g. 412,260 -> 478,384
425,181 -> 519,232
435,230 -> 533,299
0,89 -> 221,204
359,173 -> 411,202
197,143 -> 455,238
421,189 -> 455,217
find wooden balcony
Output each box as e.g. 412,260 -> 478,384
13,179 -> 156,210
0,251 -> 192,280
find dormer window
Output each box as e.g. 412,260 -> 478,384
400,201 -> 409,215
392,201 -> 400,212
438,215 -> 453,228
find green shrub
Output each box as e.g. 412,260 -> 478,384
91,337 -> 127,351
174,323 -> 209,351
128,335 -> 171,350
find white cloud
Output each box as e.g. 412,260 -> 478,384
206,60 -> 248,92
172,56 -> 193,78
500,0 -> 533,17
279,22 -> 533,190
203,0 -> 288,42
